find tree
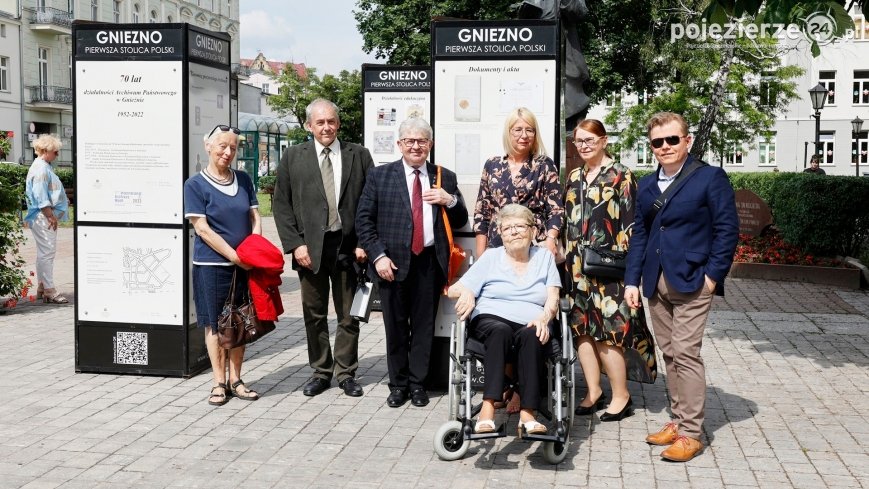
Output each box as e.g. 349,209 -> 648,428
268,67 -> 365,144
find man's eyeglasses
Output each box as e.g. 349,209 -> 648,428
207,125 -> 241,139
500,223 -> 530,234
573,137 -> 600,147
400,138 -> 430,148
510,128 -> 536,137
650,135 -> 687,149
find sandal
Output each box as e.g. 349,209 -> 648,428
43,294 -> 69,304
230,379 -> 259,401
517,419 -> 547,436
208,383 -> 229,406
474,419 -> 496,434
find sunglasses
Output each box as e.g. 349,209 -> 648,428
650,135 -> 687,149
206,125 -> 241,139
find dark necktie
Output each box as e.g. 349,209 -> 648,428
412,169 -> 424,255
321,148 -> 339,231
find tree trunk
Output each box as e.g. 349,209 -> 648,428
691,44 -> 735,160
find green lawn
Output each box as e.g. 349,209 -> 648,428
257,192 -> 273,216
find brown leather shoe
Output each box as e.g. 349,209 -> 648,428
646,422 -> 679,446
661,436 -> 704,462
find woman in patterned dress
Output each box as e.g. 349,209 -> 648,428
473,107 -> 564,412
564,119 -> 657,421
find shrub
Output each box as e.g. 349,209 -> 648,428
767,173 -> 869,257
0,169 -> 27,301
258,175 -> 276,192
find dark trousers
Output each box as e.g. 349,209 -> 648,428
379,246 -> 442,391
471,314 -> 547,411
297,231 -> 359,382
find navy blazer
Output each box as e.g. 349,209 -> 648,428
355,160 -> 468,283
625,155 -> 739,298
273,140 -> 374,273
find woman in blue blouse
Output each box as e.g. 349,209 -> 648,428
24,134 -> 69,304
448,204 -> 560,436
184,125 -> 262,406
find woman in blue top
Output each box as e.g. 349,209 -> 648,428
447,204 -> 560,436
24,134 -> 69,304
184,125 -> 262,406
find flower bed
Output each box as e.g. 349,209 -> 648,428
731,231 -> 861,288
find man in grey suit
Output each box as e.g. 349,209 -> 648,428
273,98 -> 374,397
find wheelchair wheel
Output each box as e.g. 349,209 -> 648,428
543,435 -> 569,464
433,421 -> 470,461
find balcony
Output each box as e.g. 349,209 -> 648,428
232,64 -> 252,78
26,85 -> 73,112
25,7 -> 72,35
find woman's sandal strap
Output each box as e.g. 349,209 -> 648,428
230,380 -> 259,400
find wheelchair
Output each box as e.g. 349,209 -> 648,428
433,298 -> 576,464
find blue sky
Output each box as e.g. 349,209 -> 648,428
239,0 -> 381,75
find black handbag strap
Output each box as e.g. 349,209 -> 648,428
223,268 -> 238,307
643,159 -> 707,230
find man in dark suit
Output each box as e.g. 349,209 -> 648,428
273,98 -> 374,397
355,117 -> 468,408
625,112 -> 738,462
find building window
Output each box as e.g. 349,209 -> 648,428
819,70 -> 836,105
605,92 -> 622,108
854,70 -> 869,104
261,83 -> 269,94
759,136 -> 776,166
759,72 -> 777,106
114,1 -> 122,22
167,15 -> 172,22
68,53 -> 72,86
38,47 -> 49,88
0,57 -> 8,92
852,15 -> 869,41
1,24 -> 6,38
853,131 -> 868,166
132,3 -> 140,23
819,133 -> 835,164
37,0 -> 45,10
635,144 -> 653,167
724,144 -> 744,165
149,9 -> 158,23
90,0 -> 98,20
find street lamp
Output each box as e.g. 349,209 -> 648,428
853,116 -> 864,177
809,84 -> 829,163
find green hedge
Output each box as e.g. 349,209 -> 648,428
258,175 -> 276,192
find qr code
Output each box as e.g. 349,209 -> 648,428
114,332 -> 148,365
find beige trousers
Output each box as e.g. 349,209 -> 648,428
647,273 -> 714,439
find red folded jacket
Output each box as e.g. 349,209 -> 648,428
236,234 -> 285,321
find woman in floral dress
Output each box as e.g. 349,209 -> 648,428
473,107 -> 564,412
564,119 -> 657,421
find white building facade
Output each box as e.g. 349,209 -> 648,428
1,0 -> 239,166
586,8 -> 869,175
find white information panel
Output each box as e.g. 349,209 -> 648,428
75,61 -> 183,224
188,64 -> 230,176
362,65 -> 431,166
77,226 -> 184,325
433,58 -> 557,184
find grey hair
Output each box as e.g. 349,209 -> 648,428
305,98 -> 340,123
398,117 -> 433,140
496,203 -> 534,228
33,134 -> 62,156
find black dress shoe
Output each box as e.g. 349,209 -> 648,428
387,388 -> 408,408
599,397 -> 633,422
302,377 -> 330,397
575,392 -> 608,416
410,388 -> 429,407
338,377 -> 363,397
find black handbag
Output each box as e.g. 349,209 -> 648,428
578,168 -> 627,280
217,269 -> 275,349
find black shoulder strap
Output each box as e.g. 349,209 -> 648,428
643,159 -> 708,230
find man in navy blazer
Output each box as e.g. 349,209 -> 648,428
355,117 -> 468,408
625,112 -> 738,462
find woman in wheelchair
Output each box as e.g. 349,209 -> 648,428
447,204 -> 561,436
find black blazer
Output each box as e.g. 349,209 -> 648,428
355,160 -> 468,282
273,140 -> 374,273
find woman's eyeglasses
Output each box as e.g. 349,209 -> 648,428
573,137 -> 600,147
500,224 -> 530,234
207,125 -> 241,139
650,135 -> 687,149
510,128 -> 536,137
